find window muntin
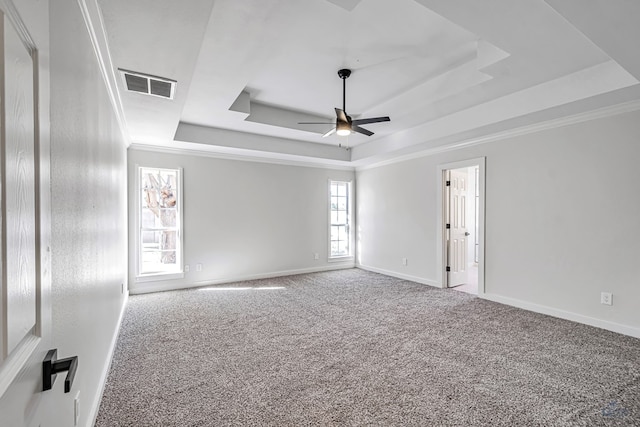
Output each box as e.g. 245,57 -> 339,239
138,167 -> 182,275
329,181 -> 351,258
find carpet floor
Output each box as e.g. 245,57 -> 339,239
96,269 -> 640,426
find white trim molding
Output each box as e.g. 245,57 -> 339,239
328,179 -> 354,260
437,157 -> 486,295
89,291 -> 128,426
128,143 -> 356,172
356,264 -> 440,288
130,263 -> 356,295
135,166 -> 184,280
135,272 -> 184,283
76,0 -> 129,145
481,293 -> 640,339
356,99 -> 640,172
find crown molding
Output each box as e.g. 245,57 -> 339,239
356,98 -> 640,171
128,143 -> 356,171
76,0 -> 130,145
132,96 -> 640,173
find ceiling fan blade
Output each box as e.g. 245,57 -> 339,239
351,116 -> 390,126
352,125 -> 374,136
335,108 -> 348,123
298,122 -> 335,124
322,127 -> 337,138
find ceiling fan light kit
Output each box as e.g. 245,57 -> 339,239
298,68 -> 390,138
336,121 -> 352,136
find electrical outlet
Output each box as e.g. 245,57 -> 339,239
402,258 -> 408,266
196,263 -> 202,272
184,264 -> 190,272
74,392 -> 80,426
314,253 -> 319,260
601,292 -> 612,306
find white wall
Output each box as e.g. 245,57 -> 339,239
357,109 -> 640,337
128,149 -> 355,293
356,158 -> 436,284
48,0 -> 128,425
0,1 -> 126,426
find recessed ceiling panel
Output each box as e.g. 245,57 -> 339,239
324,0 -> 363,12
97,0 -> 640,166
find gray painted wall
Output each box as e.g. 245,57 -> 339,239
0,0 -> 127,425
49,0 -> 127,425
128,149 -> 355,294
357,109 -> 640,336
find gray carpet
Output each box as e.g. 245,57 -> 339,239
96,269 -> 640,426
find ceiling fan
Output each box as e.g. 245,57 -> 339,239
299,69 -> 390,137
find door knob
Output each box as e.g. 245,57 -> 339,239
465,232 -> 470,236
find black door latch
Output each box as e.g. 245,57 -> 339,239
42,349 -> 78,393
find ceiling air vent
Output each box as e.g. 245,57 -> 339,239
119,69 -> 176,99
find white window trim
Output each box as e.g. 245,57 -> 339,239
328,179 -> 354,261
328,255 -> 354,263
135,272 -> 184,283
135,165 -> 184,281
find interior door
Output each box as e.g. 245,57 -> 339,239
447,169 -> 469,287
0,2 -> 52,426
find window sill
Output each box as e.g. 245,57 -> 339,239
328,255 -> 354,263
136,272 -> 184,283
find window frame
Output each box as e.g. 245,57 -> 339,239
328,179 -> 354,261
135,165 -> 184,282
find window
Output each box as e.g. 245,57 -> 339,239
329,180 -> 352,258
137,167 -> 182,278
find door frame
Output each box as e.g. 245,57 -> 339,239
436,157 -> 485,294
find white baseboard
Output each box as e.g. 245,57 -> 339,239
481,293 -> 640,339
130,263 -> 356,295
88,291 -> 129,427
356,264 -> 441,288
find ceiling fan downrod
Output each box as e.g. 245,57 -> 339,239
338,68 -> 351,113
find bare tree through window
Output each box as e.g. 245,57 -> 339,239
139,167 -> 180,274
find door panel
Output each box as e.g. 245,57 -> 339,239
4,12 -> 37,355
0,2 -> 52,425
447,169 -> 468,287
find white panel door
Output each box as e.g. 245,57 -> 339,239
447,169 -> 469,287
3,5 -> 37,358
0,3 -> 52,426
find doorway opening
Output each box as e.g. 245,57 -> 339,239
437,158 -> 485,295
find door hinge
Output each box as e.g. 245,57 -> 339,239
446,266 -> 451,272
446,180 -> 451,186
446,224 -> 450,229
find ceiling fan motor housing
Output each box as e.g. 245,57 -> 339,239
338,69 -> 352,79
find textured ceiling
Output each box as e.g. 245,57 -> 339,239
97,0 -> 640,167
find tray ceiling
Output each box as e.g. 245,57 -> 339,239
96,0 -> 640,167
